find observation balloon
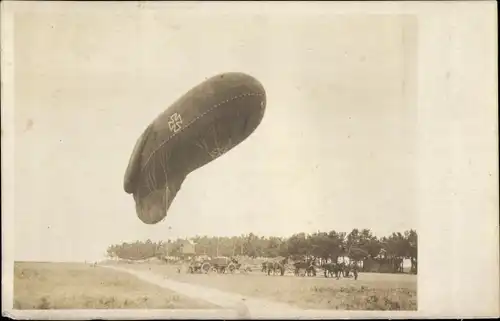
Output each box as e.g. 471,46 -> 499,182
124,72 -> 267,224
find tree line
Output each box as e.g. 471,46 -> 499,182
106,228 -> 417,273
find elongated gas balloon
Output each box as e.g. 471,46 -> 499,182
124,72 -> 267,224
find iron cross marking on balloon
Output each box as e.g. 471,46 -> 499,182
168,113 -> 183,133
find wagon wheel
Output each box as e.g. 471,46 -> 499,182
201,262 -> 211,274
228,263 -> 236,274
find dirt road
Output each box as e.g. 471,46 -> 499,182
104,265 -> 305,318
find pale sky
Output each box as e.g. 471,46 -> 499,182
13,8 -> 417,262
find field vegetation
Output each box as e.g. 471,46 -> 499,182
125,263 -> 417,310
14,262 -> 217,309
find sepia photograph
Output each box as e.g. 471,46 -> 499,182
2,1 -> 498,319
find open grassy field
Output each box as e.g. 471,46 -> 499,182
122,263 -> 418,310
13,262 -> 218,309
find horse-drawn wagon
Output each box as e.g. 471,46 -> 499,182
187,256 -> 242,274
208,256 -> 242,273
187,259 -> 211,274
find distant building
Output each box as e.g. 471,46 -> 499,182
179,239 -> 196,255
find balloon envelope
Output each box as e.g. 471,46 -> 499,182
124,72 -> 267,224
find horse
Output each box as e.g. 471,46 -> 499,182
264,261 -> 275,275
293,258 -> 316,277
342,262 -> 359,280
351,263 -> 359,280
321,262 -> 337,278
263,257 -> 288,276
306,258 -> 317,277
272,257 -> 288,276
321,262 -> 345,279
293,261 -> 307,276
